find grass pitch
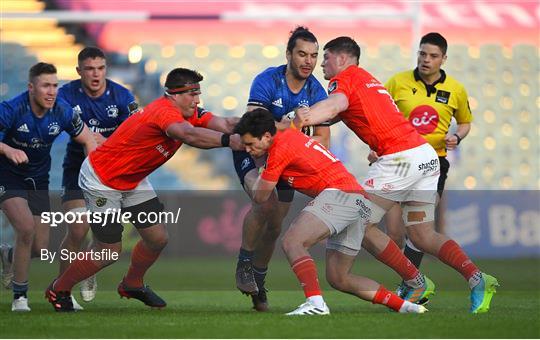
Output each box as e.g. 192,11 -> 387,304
0,257 -> 538,338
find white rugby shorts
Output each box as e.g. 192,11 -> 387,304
78,157 -> 157,212
303,189 -> 372,256
362,143 -> 440,205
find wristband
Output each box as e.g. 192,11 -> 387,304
221,133 -> 230,147
453,133 -> 462,145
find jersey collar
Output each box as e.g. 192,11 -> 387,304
413,68 -> 446,97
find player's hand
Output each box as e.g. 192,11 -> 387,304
5,147 -> 28,165
229,133 -> 245,151
367,150 -> 378,164
293,106 -> 310,129
92,132 -> 107,146
444,134 -> 459,150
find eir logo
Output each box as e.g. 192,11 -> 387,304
408,105 -> 439,134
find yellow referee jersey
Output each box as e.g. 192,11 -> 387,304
385,69 -> 473,157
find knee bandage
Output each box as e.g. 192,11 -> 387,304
401,203 -> 435,226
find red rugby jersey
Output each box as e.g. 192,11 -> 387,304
328,65 -> 426,156
261,129 -> 363,197
89,96 -> 213,190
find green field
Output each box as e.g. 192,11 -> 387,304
0,257 -> 539,338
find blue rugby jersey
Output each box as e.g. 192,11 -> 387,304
58,79 -> 138,169
0,91 -> 84,177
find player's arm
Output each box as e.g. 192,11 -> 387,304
251,176 -> 277,204
0,142 -> 28,165
205,116 -> 240,134
311,125 -> 330,148
445,123 -> 471,150
72,124 -> 97,155
166,121 -> 243,150
445,86 -> 473,150
293,93 -> 349,128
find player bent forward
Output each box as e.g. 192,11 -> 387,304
235,108 -> 427,315
45,68 -> 243,312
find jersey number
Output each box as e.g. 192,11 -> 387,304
313,144 -> 338,163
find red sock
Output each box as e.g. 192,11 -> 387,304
291,256 -> 322,298
123,241 -> 162,288
376,240 -> 419,281
54,259 -> 100,292
438,240 -> 479,281
372,285 -> 405,312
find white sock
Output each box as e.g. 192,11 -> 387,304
308,295 -> 325,308
468,271 -> 482,289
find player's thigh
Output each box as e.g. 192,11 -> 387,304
283,210 -> 331,248
302,190 -> 370,250
0,197 -> 34,233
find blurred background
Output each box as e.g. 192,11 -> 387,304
0,0 -> 538,259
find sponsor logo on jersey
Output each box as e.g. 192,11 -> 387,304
412,88 -> 417,95
106,105 -> 119,118
17,124 -> 29,133
128,101 -> 140,115
155,144 -> 171,158
89,118 -> 100,126
48,122 -> 61,135
328,80 -> 338,93
435,90 -> 451,104
408,105 -> 439,134
321,203 -> 333,214
287,176 -> 294,186
364,178 -> 374,188
272,98 -> 283,108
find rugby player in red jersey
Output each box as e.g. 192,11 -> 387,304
294,37 -> 498,313
45,68 -> 243,312
235,108 -> 427,315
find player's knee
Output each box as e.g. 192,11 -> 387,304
66,224 -> 89,245
387,231 -> 404,249
326,270 -> 345,291
146,231 -> 168,251
15,226 -> 35,245
281,233 -> 299,255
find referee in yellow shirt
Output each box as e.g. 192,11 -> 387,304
374,33 -> 473,294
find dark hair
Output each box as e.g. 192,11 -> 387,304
420,32 -> 448,55
234,108 -> 276,138
323,36 -> 361,63
78,46 -> 106,64
165,68 -> 203,89
28,62 -> 57,82
286,26 -> 318,53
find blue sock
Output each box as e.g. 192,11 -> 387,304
253,266 -> 267,289
237,248 -> 254,264
13,280 -> 28,300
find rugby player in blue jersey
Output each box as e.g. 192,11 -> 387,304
233,27 -> 329,311
0,62 -> 95,312
56,47 -> 140,308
